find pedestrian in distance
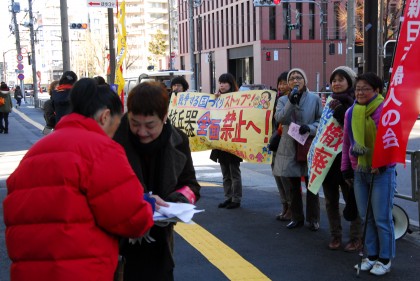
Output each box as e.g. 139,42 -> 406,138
42,80 -> 59,135
341,72 -> 396,276
13,86 -> 23,108
0,82 -> 13,134
273,68 -> 322,231
270,71 -> 293,221
52,70 -> 78,124
312,66 -> 363,251
3,78 -> 162,281
169,76 -> 189,99
113,81 -> 201,281
211,73 -> 244,210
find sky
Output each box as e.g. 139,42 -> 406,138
0,0 -> 91,55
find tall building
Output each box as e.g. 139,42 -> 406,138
177,0 -> 351,93
125,0 -> 173,76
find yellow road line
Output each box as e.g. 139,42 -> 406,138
175,223 -> 270,281
198,181 -> 221,187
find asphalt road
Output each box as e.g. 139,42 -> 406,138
1,103 -> 420,281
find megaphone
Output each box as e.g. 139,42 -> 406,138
392,204 -> 410,240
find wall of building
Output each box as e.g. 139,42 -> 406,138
177,0 -> 351,93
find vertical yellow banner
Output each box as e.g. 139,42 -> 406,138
115,1 -> 127,96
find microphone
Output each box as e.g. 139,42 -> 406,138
291,86 -> 299,103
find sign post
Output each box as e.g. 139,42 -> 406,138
86,0 -> 116,8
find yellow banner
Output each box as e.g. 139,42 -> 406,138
168,90 -> 276,164
115,1 -> 126,96
308,96 -> 344,194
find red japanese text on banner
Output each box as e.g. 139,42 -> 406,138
372,1 -> 420,168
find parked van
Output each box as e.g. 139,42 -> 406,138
124,69 -> 193,95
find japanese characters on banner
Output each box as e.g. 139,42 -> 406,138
308,96 -> 344,195
114,1 -> 127,97
372,0 -> 420,168
168,90 -> 276,164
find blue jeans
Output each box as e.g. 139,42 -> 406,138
354,166 -> 396,259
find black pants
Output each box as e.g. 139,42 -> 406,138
288,176 -> 320,223
0,112 -> 9,131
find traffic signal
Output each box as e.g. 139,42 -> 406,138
70,23 -> 88,29
266,51 -> 271,61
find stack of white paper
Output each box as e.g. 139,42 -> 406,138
153,202 -> 204,223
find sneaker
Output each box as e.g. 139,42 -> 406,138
308,221 -> 319,231
354,258 -> 377,271
344,238 -> 363,253
370,261 -> 391,276
328,236 -> 341,250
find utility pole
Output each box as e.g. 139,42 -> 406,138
287,3 -> 292,69
321,0 -> 327,89
377,0 -> 385,79
107,8 -> 115,85
364,0 -> 378,73
346,0 -> 355,69
60,0 -> 70,72
188,0 -> 196,91
28,0 -> 38,107
168,0 -> 173,70
11,0 -> 24,100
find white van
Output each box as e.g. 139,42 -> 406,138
124,69 -> 193,95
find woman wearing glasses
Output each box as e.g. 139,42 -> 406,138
341,72 -> 396,276
273,68 -> 322,231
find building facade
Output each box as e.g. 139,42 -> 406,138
177,0 -> 351,93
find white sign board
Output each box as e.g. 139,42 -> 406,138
273,50 -> 279,61
87,0 -> 116,8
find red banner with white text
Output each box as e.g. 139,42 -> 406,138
372,1 -> 420,168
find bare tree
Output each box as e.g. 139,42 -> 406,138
337,0 -> 402,44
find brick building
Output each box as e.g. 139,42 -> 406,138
176,0 -> 352,93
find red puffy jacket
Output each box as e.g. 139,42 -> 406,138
3,113 -> 154,281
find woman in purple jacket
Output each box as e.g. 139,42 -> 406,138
341,72 -> 396,276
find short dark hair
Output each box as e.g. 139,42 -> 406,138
355,72 -> 383,93
218,73 -> 238,92
59,71 -> 78,85
277,71 -> 289,85
127,81 -> 168,121
70,78 -> 122,118
93,76 -> 107,85
170,76 -> 189,91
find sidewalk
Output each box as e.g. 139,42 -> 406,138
1,102 -> 420,281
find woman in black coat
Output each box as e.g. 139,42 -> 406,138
113,81 -> 200,281
211,73 -> 243,209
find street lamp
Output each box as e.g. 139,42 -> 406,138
2,49 -> 16,83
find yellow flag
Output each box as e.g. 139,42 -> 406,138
115,1 -> 127,96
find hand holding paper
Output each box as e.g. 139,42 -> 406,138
153,202 -> 204,223
288,122 -> 310,145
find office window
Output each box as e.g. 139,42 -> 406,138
269,6 -> 276,40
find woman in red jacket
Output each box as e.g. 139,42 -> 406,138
3,78 -> 160,281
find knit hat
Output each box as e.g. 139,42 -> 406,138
329,66 -> 357,89
0,82 -> 9,91
287,68 -> 308,85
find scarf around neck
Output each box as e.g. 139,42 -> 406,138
331,89 -> 355,108
349,94 -> 384,170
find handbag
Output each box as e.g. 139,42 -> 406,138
268,131 -> 281,151
296,136 -> 314,163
